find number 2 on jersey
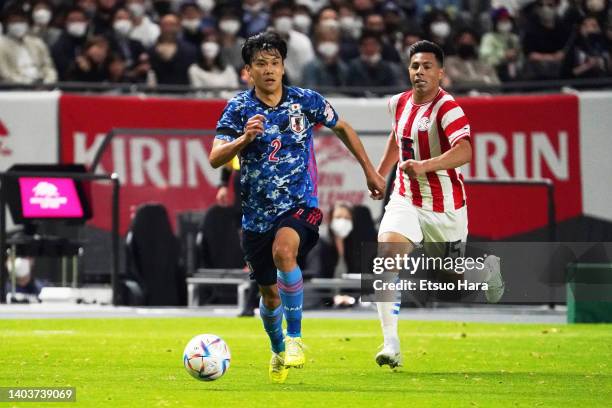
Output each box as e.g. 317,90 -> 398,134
269,139 -> 282,162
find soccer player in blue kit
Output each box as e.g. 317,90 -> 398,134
209,32 -> 386,383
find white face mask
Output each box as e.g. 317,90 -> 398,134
201,41 -> 220,59
182,18 -> 201,32
497,21 -> 513,33
340,16 -> 355,30
364,52 -> 381,65
331,218 -> 353,239
114,19 -> 133,36
67,21 -> 88,37
128,3 -> 145,18
320,18 -> 340,31
12,258 -> 31,279
430,21 -> 450,38
219,19 -> 240,35
586,0 -> 605,12
33,8 -> 52,26
317,41 -> 338,58
274,16 -> 293,34
8,22 -> 29,39
293,14 -> 312,33
197,0 -> 215,13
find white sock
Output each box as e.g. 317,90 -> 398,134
376,300 -> 400,351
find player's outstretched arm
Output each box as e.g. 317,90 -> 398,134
401,138 -> 472,177
209,114 -> 265,168
377,131 -> 399,178
331,119 -> 386,200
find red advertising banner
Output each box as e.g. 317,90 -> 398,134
459,94 -> 580,239
59,93 -> 580,240
59,94 -> 227,234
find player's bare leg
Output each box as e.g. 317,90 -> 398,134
375,232 -> 414,369
273,227 -> 305,368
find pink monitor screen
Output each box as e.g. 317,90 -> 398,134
19,177 -> 84,218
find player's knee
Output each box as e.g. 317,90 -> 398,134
261,291 -> 281,309
272,244 -> 297,268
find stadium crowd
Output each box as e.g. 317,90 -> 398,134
0,0 -> 610,91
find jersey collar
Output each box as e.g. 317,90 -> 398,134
250,85 -> 288,110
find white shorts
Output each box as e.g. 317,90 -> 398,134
378,193 -> 468,250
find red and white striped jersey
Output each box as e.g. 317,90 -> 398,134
388,88 -> 470,212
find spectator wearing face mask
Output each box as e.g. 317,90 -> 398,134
218,9 -> 246,73
30,0 -> 61,48
126,0 -> 160,48
5,257 -> 44,303
179,1 -> 205,48
522,0 -> 571,79
269,0 -> 315,85
293,5 -> 314,35
188,31 -> 239,93
422,8 -> 454,55
52,7 -> 90,81
445,28 -> 500,88
364,12 -> 402,63
242,0 -> 270,38
66,35 -> 111,82
0,6 -> 57,84
337,3 -> 362,62
148,13 -> 197,85
92,0 -> 120,36
107,7 -> 149,82
562,15 -> 611,78
346,30 -> 401,93
302,25 -> 349,89
479,7 -> 522,81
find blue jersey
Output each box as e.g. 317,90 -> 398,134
216,86 -> 339,233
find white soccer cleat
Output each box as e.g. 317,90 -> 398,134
375,343 -> 403,369
484,255 -> 504,303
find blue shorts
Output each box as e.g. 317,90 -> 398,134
242,207 -> 322,286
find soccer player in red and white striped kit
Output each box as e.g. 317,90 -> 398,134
374,40 -> 504,368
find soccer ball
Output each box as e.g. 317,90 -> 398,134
183,334 -> 231,381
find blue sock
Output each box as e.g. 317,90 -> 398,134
277,266 -> 303,337
259,298 -> 285,354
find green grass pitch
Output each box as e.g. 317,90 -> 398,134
1,317 -> 611,407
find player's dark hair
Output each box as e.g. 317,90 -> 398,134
408,40 -> 444,66
241,31 -> 288,65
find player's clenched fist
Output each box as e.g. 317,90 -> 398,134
400,159 -> 427,178
243,114 -> 266,143
367,171 -> 386,200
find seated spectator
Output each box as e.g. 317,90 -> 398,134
66,35 -> 111,82
242,0 -> 270,38
445,28 -> 501,87
522,0 -> 571,79
302,25 -> 349,89
422,8 -> 455,55
148,13 -> 197,85
92,0 -> 119,36
179,1 -> 205,48
363,12 -> 401,63
293,4 -> 313,35
188,31 -> 239,90
562,15 -> 610,78
337,3 -> 362,62
269,0 -> 315,85
108,52 -> 129,82
346,30 -> 401,92
217,8 -> 246,73
0,6 -> 57,84
401,30 -> 424,65
127,0 -> 160,48
108,7 -> 149,82
51,7 -> 90,81
479,7 -> 522,81
30,0 -> 61,48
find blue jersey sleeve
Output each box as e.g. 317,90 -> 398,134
311,91 -> 339,128
215,97 -> 245,142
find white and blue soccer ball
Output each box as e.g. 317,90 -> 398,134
183,334 -> 231,381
